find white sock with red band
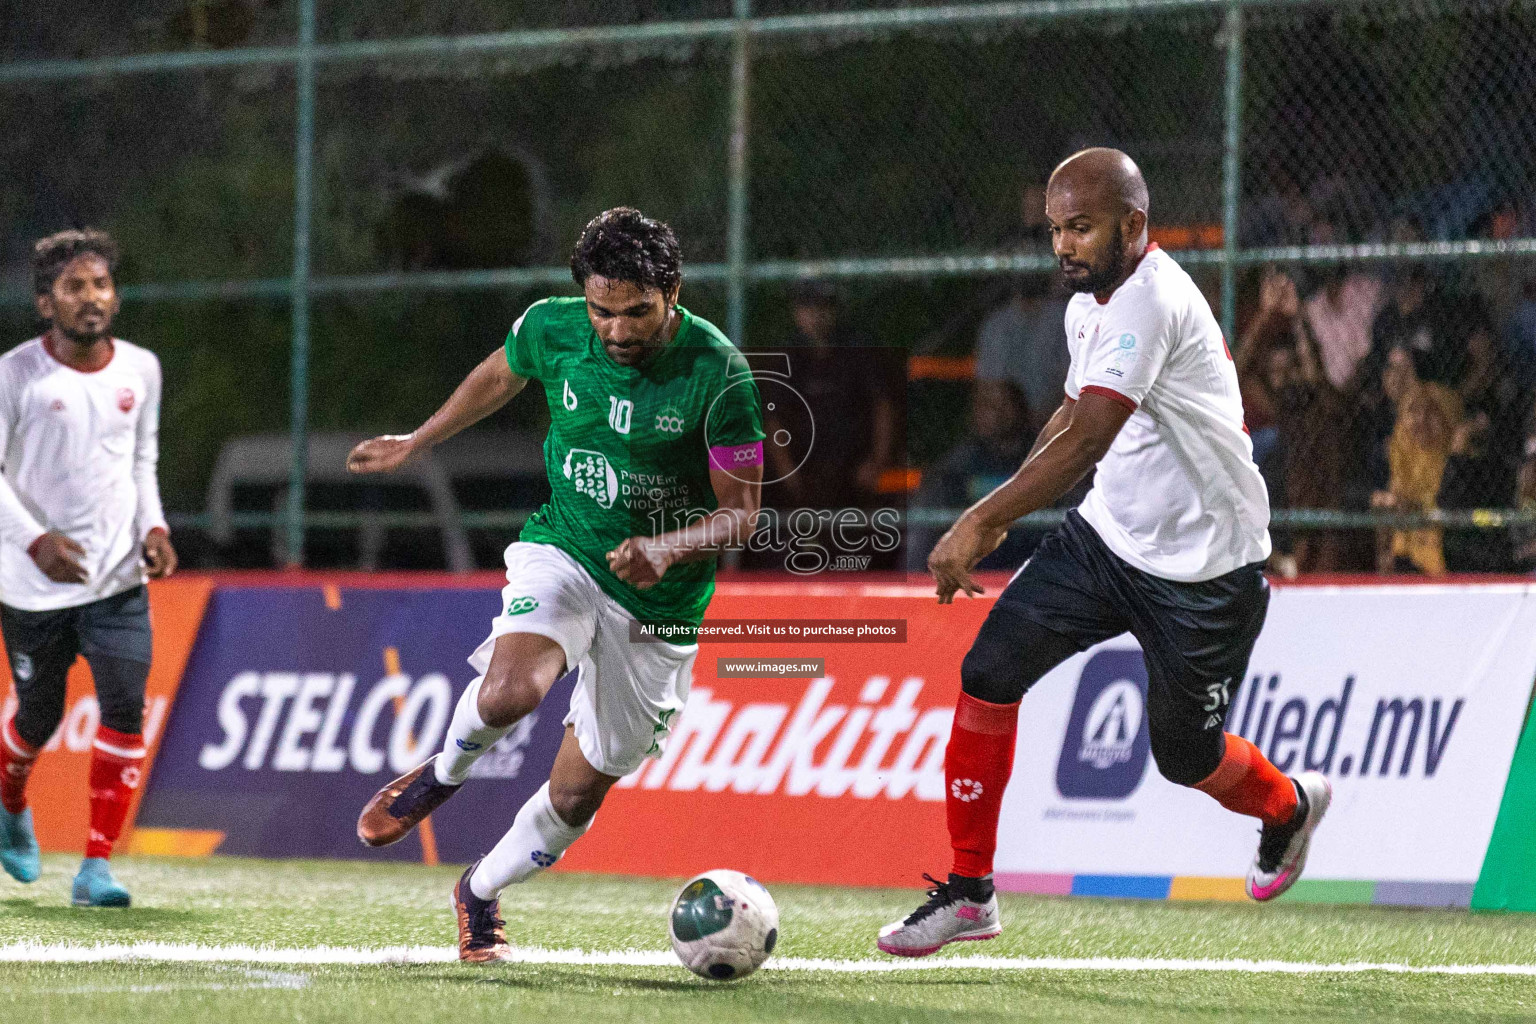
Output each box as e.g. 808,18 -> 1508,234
435,676 -> 509,786
469,781 -> 589,899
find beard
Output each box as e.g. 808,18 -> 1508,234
1060,224 -> 1129,294
603,313 -> 673,366
56,314 -> 112,346
58,321 -> 110,345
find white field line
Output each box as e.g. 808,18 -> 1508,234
5,942 -> 1536,977
49,967 -> 310,995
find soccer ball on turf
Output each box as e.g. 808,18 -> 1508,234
668,869 -> 779,981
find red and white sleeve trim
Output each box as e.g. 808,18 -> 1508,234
1079,384 -> 1138,413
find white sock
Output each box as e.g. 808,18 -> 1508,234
469,782 -> 590,899
434,677 -> 510,785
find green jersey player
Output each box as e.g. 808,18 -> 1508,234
353,208 -> 764,962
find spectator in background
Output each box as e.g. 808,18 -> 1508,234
974,186 -> 1070,435
1512,403 -> 1536,570
1349,266 -> 1466,509
1358,265 -> 1467,392
1235,270 -> 1295,492
907,382 -> 1037,571
1373,377 -> 1462,576
1237,269 -> 1349,574
1507,275 -> 1536,364
1439,319 -> 1531,570
761,281 -> 902,512
1302,254 -> 1384,391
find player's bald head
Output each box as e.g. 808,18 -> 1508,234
1047,148 -> 1149,218
1044,149 -> 1150,296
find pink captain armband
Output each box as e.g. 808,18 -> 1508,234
708,441 -> 764,471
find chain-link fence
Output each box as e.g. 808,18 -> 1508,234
2,0 -> 1534,573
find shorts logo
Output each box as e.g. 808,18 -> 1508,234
117,387 -> 136,413
11,653 -> 32,682
121,766 -> 142,789
563,448 -> 618,508
646,706 -> 679,757
1202,678 -> 1231,730
950,778 -> 983,802
456,739 -> 484,751
530,850 -> 557,868
1056,650 -> 1151,800
506,596 -> 540,615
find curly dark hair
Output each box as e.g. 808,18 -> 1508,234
569,207 -> 682,296
32,228 -> 119,296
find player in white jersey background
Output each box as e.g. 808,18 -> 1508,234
0,229 -> 177,908
879,149 -> 1331,958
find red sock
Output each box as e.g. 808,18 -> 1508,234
86,726 -> 146,859
1193,733 -> 1298,827
1,717 -> 39,814
946,692 -> 1020,878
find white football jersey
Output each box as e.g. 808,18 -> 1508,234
0,337 -> 168,610
1064,245 -> 1271,582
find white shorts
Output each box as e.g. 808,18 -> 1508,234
467,541 -> 697,777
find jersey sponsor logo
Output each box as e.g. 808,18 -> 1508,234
608,396 -> 633,434
562,379 -> 579,411
506,596 -> 539,615
1056,650 -> 1151,800
117,387 -> 136,413
615,676 -> 951,802
563,448 -> 618,508
1105,334 -> 1139,379
655,405 -> 686,434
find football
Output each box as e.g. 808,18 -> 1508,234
668,869 -> 780,981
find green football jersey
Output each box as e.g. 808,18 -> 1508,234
506,297 -> 764,637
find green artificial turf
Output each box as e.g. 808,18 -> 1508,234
4,855 -> 1536,1023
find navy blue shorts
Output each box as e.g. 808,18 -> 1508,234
962,511 -> 1269,785
1,585 -> 153,745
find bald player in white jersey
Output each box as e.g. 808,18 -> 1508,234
879,149 -> 1331,958
0,229 -> 177,909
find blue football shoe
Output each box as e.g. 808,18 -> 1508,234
0,804 -> 41,883
72,857 -> 131,907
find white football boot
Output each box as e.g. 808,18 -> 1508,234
877,873 -> 1001,957
1246,770 -> 1333,902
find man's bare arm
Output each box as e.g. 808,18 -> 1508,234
348,348 -> 527,474
1024,396 -> 1076,464
928,392 -> 1131,603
